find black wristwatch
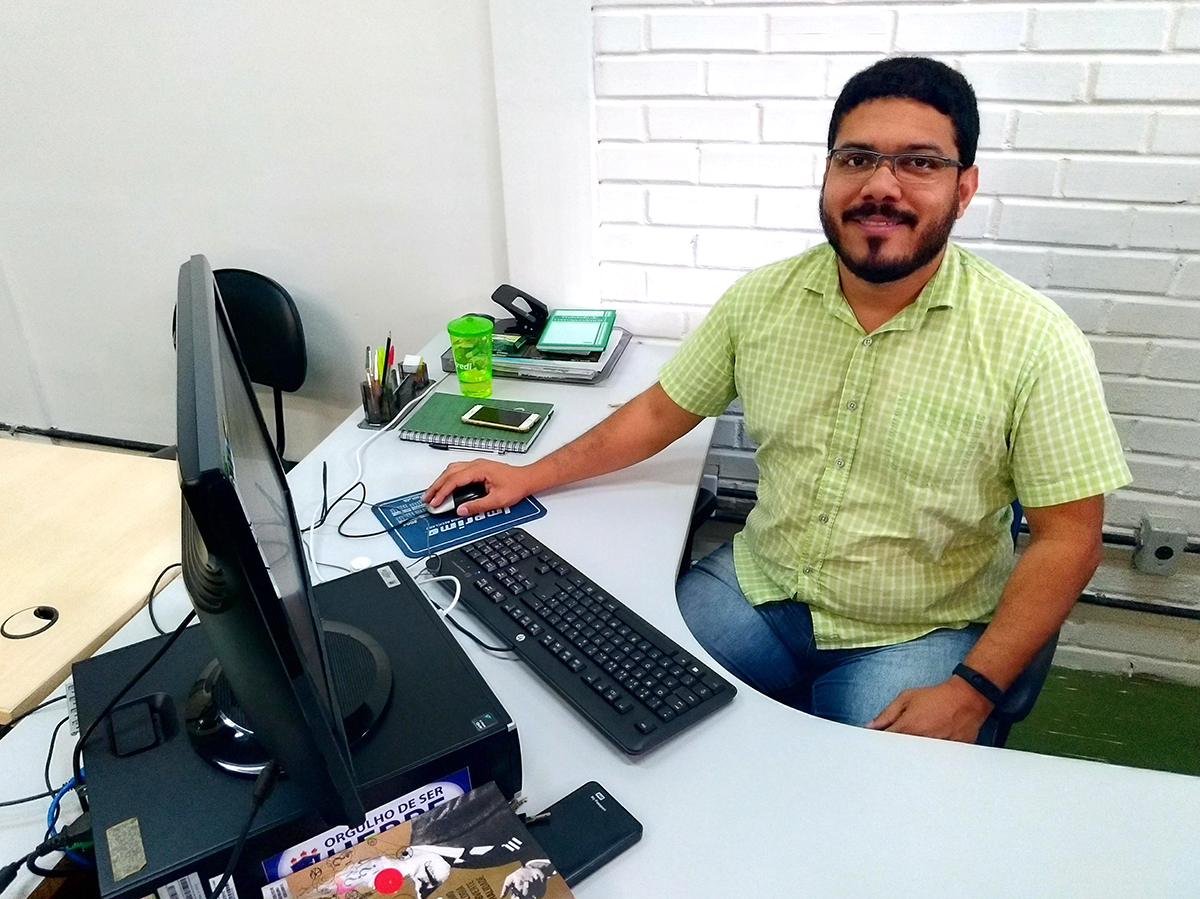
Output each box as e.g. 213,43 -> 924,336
953,663 -> 1004,706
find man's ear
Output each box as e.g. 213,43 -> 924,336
956,165 -> 980,218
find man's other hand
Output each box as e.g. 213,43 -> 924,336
423,459 -> 537,517
865,676 -> 994,743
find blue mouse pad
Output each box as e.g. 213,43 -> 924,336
372,490 -> 547,558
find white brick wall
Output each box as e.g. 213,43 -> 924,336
770,11 -> 892,53
592,0 -> 1200,546
1030,4 -> 1170,52
650,12 -> 765,51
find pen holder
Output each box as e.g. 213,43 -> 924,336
359,364 -> 431,429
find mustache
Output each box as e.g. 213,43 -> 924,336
842,203 -> 918,227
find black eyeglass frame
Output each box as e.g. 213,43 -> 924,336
826,148 -> 965,181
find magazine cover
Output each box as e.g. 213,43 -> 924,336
262,783 -> 572,899
261,769 -> 473,881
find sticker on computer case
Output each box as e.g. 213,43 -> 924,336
259,768 -> 472,882
208,874 -> 240,899
107,816 -> 147,881
377,565 -> 401,588
157,872 -> 205,899
371,490 -> 546,558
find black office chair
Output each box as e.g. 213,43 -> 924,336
212,269 -> 308,471
976,500 -> 1059,747
678,487 -> 719,581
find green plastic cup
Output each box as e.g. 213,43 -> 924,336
447,315 -> 494,398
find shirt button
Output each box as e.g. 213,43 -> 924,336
862,337 -> 872,347
803,566 -> 812,575
835,458 -> 845,468
818,514 -> 829,523
847,401 -> 857,410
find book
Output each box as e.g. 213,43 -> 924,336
261,782 -> 574,899
398,392 -> 554,454
535,309 -> 616,355
440,329 -> 631,385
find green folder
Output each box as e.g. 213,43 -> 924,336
397,393 -> 554,454
535,308 -> 616,355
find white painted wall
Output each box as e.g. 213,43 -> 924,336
592,0 -> 1200,541
0,0 -> 510,457
489,0 -> 597,307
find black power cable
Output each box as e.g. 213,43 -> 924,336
1,817 -> 92,894
208,762 -> 279,899
442,612 -> 517,654
147,563 -> 184,637
0,789 -> 55,811
43,717 -> 70,794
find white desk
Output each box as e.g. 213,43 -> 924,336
5,337 -> 1200,898
292,337 -> 1200,897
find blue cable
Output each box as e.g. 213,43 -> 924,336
47,777 -> 93,868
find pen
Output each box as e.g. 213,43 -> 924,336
377,346 -> 385,385
428,443 -> 501,454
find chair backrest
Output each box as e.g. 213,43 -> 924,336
213,269 -> 307,393
212,269 -> 307,464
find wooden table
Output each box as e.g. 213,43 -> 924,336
0,440 -> 180,724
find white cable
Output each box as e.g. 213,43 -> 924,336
417,576 -> 463,619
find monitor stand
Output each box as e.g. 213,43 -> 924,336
185,621 -> 393,776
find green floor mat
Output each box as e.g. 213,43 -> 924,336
1006,667 -> 1200,776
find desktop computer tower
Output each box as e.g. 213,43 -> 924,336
72,564 -> 522,899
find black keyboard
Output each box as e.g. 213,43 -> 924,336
432,528 -> 736,754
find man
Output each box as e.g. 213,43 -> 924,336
424,57 -> 1130,743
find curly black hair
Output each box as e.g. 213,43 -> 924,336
828,57 -> 980,167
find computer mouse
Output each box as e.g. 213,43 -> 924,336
425,481 -> 488,516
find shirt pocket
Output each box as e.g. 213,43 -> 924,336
884,393 -> 988,488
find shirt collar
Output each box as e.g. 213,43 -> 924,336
810,242 -> 960,333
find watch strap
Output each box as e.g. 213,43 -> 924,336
953,663 -> 1004,705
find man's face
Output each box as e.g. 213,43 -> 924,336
819,97 -> 978,284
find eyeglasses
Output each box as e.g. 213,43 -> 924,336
827,149 -> 964,183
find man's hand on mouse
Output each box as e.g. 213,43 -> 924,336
423,459 -> 538,516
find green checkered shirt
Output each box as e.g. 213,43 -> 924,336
660,242 -> 1131,649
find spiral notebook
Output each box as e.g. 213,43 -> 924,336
397,392 -> 554,453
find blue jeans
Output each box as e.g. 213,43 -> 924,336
676,543 -> 984,728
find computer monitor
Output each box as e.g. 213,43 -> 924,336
175,254 -> 389,827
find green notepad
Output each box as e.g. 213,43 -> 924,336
397,393 -> 554,454
535,308 -> 616,355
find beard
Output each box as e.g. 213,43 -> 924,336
819,189 -> 959,284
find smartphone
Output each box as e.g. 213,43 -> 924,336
524,782 -> 642,886
461,403 -> 540,432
